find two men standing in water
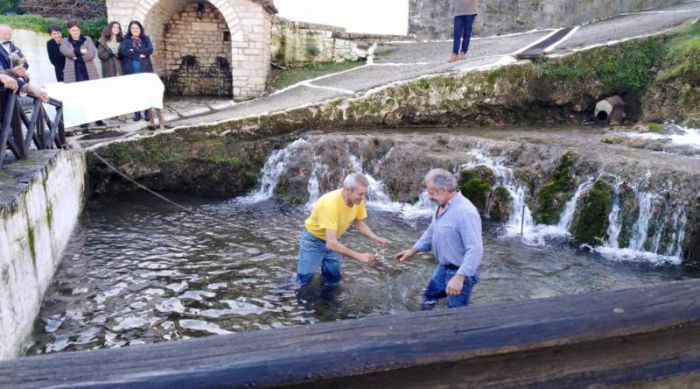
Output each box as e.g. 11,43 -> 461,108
296,169 -> 483,309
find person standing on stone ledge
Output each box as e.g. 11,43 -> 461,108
60,20 -> 106,128
121,20 -> 171,130
46,25 -> 65,82
450,0 -> 479,63
97,21 -> 128,122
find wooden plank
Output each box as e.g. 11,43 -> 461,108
2,280 -> 700,388
516,27 -> 573,60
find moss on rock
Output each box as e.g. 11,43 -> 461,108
535,151 -> 577,225
489,186 -> 513,222
570,178 -> 614,245
458,166 -> 496,214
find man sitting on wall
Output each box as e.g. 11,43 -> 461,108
0,24 -> 48,102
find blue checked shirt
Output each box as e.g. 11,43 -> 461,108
413,192 -> 483,277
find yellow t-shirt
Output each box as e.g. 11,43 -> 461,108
304,189 -> 368,240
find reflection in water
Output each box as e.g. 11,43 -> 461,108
27,192 -> 691,355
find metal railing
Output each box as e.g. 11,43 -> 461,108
0,87 -> 65,170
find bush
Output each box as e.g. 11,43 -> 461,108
0,14 -> 106,39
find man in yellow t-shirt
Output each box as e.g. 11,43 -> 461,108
297,173 -> 389,288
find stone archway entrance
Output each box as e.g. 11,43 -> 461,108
106,0 -> 277,101
162,2 -> 233,96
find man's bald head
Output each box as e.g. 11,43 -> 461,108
0,25 -> 12,41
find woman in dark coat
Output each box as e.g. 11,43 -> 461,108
45,25 -> 64,82
120,20 -> 170,129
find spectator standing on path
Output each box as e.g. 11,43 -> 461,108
450,0 -> 479,63
394,169 -> 483,309
97,21 -> 123,79
120,20 -> 171,130
60,20 -> 105,128
97,21 -> 128,122
296,173 -> 389,293
46,25 -> 65,82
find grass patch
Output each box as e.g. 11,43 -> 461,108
0,14 -> 106,39
269,60 -> 365,91
657,21 -> 700,84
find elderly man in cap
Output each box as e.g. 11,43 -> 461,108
395,168 -> 483,309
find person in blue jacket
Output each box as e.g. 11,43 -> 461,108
120,20 -> 171,130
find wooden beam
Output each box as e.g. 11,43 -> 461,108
2,280 -> 700,388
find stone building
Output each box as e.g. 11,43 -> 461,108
106,0 -> 277,100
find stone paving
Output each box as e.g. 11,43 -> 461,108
72,0 -> 700,147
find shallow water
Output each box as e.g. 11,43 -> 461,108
27,191 -> 692,355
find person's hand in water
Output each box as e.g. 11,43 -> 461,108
394,248 -> 418,263
373,236 -> 389,250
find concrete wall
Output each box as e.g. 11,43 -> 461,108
409,0 -> 686,39
107,0 -> 273,101
0,150 -> 86,360
271,16 -> 404,67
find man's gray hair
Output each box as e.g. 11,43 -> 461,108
343,172 -> 369,190
425,168 -> 457,191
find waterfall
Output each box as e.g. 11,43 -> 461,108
605,180 -> 623,248
237,138 -> 690,265
595,183 -> 687,265
557,178 -> 594,231
347,154 -> 434,219
234,139 -> 307,204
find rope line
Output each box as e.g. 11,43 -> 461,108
90,150 -> 251,231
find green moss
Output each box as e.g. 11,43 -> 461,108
200,155 -> 244,169
657,21 -> 700,84
648,123 -> 663,133
459,178 -> 492,213
489,186 -> 513,222
418,78 -> 431,90
533,58 -> 591,80
593,39 -> 664,95
570,178 -> 614,245
459,165 -> 496,186
46,203 -> 53,230
536,151 -> 577,225
27,225 -> 36,265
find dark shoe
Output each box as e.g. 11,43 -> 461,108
79,124 -> 89,129
95,120 -> 106,127
163,123 -> 173,129
147,124 -> 157,131
133,112 -> 141,121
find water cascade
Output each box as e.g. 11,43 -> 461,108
239,138 -> 691,264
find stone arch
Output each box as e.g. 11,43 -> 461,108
107,0 -> 273,100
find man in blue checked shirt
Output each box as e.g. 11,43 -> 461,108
394,168 -> 483,309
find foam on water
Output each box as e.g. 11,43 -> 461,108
621,126 -> 700,149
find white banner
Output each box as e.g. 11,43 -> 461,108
43,73 -> 164,128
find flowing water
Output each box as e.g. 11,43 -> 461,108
27,133 -> 698,355
27,191 -> 692,356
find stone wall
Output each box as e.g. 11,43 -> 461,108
0,150 -> 86,360
409,0 -> 686,39
106,0 -> 273,100
271,17 -> 400,67
162,2 -> 233,96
